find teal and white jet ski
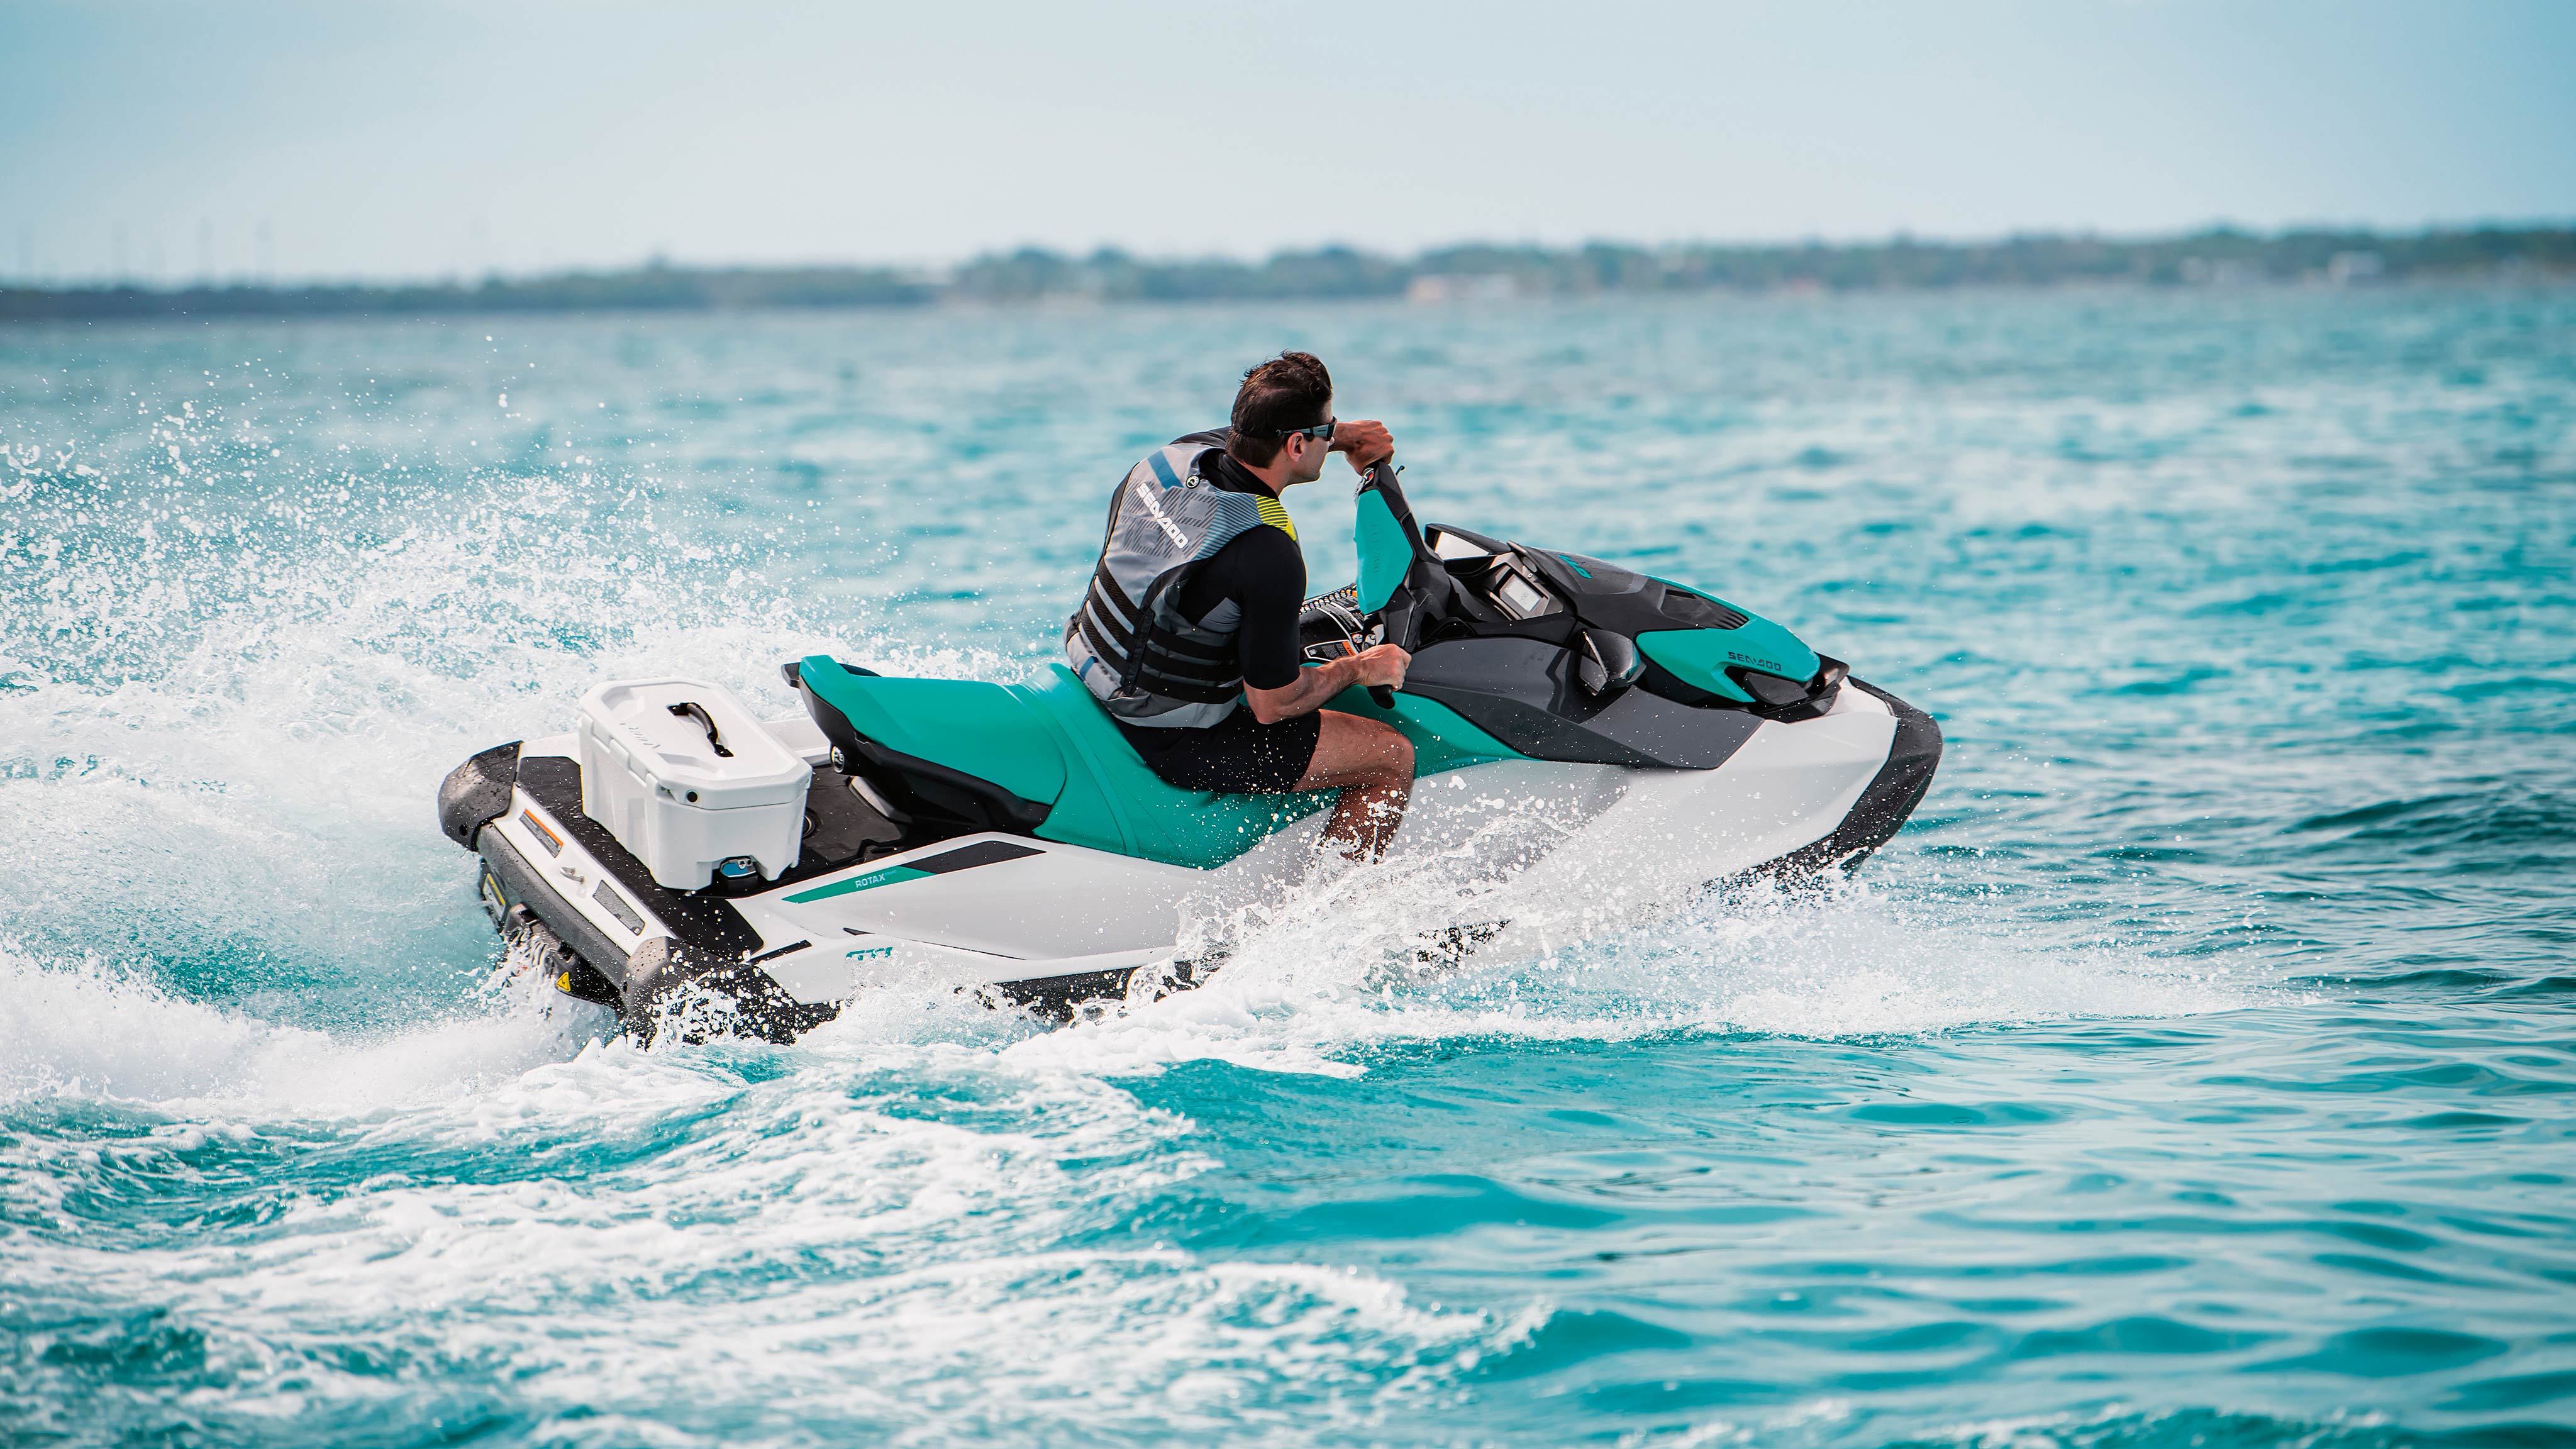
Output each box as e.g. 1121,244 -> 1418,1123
435,464 -> 1940,1040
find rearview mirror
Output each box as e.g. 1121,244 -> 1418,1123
1576,628 -> 1643,697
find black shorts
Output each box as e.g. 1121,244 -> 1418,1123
1116,707 -> 1323,794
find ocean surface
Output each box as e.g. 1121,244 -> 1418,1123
3,287 -> 2571,1448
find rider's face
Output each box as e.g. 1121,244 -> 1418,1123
1285,398 -> 1335,485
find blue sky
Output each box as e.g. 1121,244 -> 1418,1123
4,0 -> 2572,283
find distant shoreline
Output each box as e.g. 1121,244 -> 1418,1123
4,225 -> 2568,323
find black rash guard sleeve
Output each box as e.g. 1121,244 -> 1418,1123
1224,527 -> 1307,690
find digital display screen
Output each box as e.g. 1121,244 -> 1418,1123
1495,573 -> 1548,616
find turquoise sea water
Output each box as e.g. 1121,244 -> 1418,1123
3,289 -> 2572,1447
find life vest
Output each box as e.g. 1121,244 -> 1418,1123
1065,433 -> 1297,729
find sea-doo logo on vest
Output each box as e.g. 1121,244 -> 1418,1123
1131,479 -> 1189,548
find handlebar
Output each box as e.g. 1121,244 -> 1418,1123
1335,639 -> 1398,710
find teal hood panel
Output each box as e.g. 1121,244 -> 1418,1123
1634,606 -> 1821,702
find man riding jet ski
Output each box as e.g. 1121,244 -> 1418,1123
1065,352 -> 1416,862
435,353 -> 1943,1042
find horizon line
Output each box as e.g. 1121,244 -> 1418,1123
8,217 -> 2575,295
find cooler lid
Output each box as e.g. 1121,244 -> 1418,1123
578,678 -> 810,808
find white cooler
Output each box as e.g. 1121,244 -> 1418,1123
575,678 -> 812,890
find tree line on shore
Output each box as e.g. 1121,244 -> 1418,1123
4,225 -> 2568,321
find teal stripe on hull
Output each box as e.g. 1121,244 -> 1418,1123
783,863 -> 933,904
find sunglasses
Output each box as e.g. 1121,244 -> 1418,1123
1272,419 -> 1336,443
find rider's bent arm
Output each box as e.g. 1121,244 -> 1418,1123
1243,646 -> 1409,724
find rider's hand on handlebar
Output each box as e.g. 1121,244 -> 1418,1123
1350,643 -> 1411,689
1329,419 -> 1394,472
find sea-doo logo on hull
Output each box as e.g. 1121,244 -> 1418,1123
1131,480 -> 1189,548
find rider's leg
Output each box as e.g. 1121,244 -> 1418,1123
1293,710 -> 1415,860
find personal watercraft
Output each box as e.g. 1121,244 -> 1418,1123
435,463 -> 1941,1041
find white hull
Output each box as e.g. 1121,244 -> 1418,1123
472,682 -> 1910,1018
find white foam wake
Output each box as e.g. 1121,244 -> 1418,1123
993,858 -> 2266,1080
0,936 -> 611,1108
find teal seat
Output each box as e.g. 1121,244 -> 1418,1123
796,662 -> 1069,806
799,656 -> 1521,870
1013,667 -> 1333,869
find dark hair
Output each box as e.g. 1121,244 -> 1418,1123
1226,351 -> 1333,467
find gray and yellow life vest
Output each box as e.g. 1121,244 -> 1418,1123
1065,433 -> 1297,729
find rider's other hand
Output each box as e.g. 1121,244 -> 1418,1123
1353,644 -> 1411,689
1330,419 -> 1394,470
